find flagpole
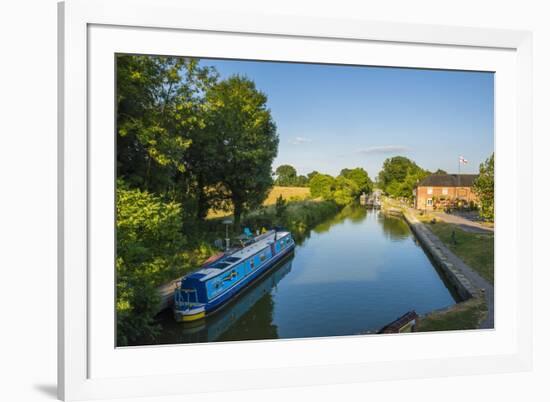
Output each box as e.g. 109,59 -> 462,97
458,156 -> 461,203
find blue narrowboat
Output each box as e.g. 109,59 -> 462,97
174,230 -> 295,322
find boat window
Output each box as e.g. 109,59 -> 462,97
260,253 -> 266,262
224,257 -> 240,263
250,259 -> 255,269
211,262 -> 230,269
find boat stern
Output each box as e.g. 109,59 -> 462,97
174,304 -> 206,322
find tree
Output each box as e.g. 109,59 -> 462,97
377,156 -> 428,198
116,180 -> 186,345
116,55 -> 218,195
295,175 -> 309,187
275,165 -> 297,186
204,75 -> 279,226
275,194 -> 287,218
339,167 -> 373,194
434,168 -> 447,175
309,174 -> 336,200
473,153 -> 494,221
332,176 -> 360,206
307,171 -> 320,182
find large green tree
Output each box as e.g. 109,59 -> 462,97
204,75 -> 279,226
473,153 -> 494,221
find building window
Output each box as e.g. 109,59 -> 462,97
427,187 -> 433,195
442,188 -> 448,195
426,198 -> 433,206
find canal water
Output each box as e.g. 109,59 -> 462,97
154,205 -> 458,344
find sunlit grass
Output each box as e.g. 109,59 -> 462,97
416,297 -> 487,332
426,221 -> 494,285
207,186 -> 311,219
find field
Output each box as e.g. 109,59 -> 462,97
207,186 -> 311,218
263,186 -> 311,205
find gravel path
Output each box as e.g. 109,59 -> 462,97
432,211 -> 494,234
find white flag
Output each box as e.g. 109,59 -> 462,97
459,156 -> 468,164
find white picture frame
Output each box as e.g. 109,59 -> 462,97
58,0 -> 533,400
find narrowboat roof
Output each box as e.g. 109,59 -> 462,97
191,230 -> 291,282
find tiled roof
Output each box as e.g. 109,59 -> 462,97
417,174 -> 478,187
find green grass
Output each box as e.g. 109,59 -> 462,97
423,221 -> 494,285
243,199 -> 341,243
416,297 -> 487,332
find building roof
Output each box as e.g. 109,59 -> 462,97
417,174 -> 478,187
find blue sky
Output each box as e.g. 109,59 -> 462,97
200,58 -> 494,178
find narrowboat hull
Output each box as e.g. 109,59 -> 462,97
174,231 -> 295,322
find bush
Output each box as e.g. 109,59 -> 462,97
116,181 -> 186,345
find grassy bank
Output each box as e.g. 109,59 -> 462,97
243,199 -> 341,244
421,220 -> 494,285
416,297 -> 487,332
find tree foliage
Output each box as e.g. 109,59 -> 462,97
116,181 -> 186,345
332,176 -> 360,206
117,55 -> 218,193
275,164 -> 298,186
473,153 -> 494,221
377,156 -> 428,198
339,167 -> 373,194
204,76 -> 279,225
309,174 -> 337,199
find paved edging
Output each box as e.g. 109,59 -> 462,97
393,207 -> 494,329
403,212 -> 480,301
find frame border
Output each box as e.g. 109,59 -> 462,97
58,0 -> 532,400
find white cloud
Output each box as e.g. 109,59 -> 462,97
356,145 -> 409,155
289,136 -> 313,145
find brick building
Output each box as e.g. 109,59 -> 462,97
413,174 -> 479,210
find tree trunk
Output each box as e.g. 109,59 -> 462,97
196,176 -> 209,220
233,199 -> 243,229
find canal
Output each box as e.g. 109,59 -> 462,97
154,205 -> 458,344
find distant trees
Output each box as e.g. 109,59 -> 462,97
473,153 -> 494,221
339,167 -> 373,194
274,164 -> 308,187
309,168 -> 373,206
377,156 -> 428,199
275,165 -> 297,186
433,168 -> 447,175
309,174 -> 337,199
307,171 -> 320,181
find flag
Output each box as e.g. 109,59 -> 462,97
459,156 -> 468,164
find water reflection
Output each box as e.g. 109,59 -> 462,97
378,213 -> 410,241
